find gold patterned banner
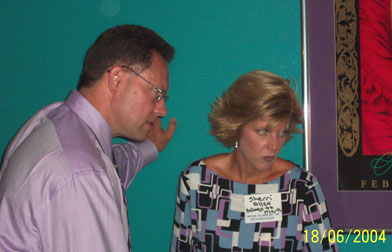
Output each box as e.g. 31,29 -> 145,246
335,0 -> 392,191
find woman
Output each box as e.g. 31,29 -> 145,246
170,70 -> 338,251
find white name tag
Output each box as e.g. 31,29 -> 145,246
244,193 -> 282,223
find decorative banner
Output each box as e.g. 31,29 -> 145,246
336,0 -> 392,191
306,0 -> 392,230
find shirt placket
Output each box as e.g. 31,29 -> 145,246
112,155 -> 132,251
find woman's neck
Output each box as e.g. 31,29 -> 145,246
204,151 -> 293,184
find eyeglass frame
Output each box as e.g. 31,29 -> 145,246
111,65 -> 169,103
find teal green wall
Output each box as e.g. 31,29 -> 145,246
0,0 -> 390,251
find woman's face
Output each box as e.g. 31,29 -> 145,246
237,118 -> 289,172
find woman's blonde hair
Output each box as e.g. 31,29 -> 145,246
209,70 -> 303,148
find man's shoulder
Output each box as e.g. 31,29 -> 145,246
0,110 -> 111,218
1,102 -> 109,192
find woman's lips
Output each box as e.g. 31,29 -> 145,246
264,156 -> 275,162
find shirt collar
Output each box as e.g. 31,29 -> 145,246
64,90 -> 112,156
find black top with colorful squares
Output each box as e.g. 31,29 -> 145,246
170,159 -> 338,252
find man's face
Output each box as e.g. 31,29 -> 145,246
111,51 -> 169,141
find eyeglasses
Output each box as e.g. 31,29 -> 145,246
120,65 -> 168,102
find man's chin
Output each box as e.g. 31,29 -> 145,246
117,132 -> 148,142
131,135 -> 148,142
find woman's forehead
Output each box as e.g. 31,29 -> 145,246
247,117 -> 290,128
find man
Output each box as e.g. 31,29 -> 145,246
0,24 -> 176,251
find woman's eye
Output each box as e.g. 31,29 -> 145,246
256,129 -> 268,136
279,130 -> 289,137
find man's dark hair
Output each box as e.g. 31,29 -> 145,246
77,24 -> 175,90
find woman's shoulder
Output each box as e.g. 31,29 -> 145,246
188,158 -> 204,168
269,158 -> 299,179
181,154 -> 229,179
203,153 -> 229,167
272,158 -> 314,181
285,163 -> 320,185
181,158 -> 210,177
203,153 -> 228,163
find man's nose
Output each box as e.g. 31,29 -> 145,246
154,99 -> 167,117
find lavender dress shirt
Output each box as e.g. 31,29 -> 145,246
0,90 -> 158,252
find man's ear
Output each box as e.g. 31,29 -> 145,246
107,66 -> 123,94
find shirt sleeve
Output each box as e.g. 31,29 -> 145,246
112,139 -> 158,189
302,175 -> 339,251
170,172 -> 194,251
